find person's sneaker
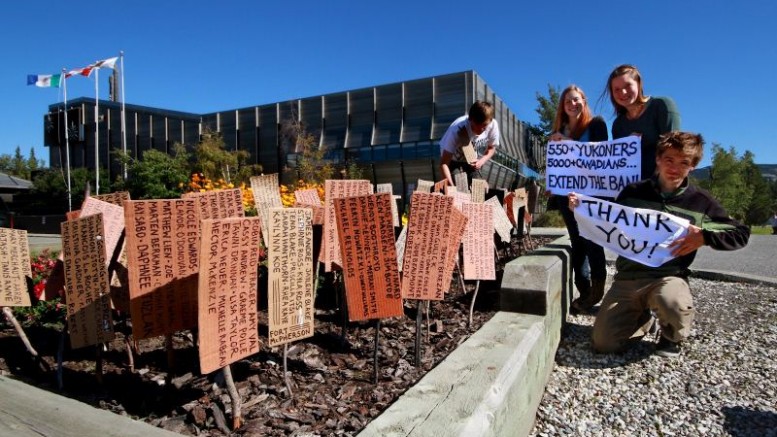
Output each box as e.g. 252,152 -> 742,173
655,336 -> 681,358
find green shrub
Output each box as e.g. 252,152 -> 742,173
12,298 -> 66,329
534,210 -> 565,228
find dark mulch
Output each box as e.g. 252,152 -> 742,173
0,235 -> 551,436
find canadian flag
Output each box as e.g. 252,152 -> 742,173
66,66 -> 93,78
65,56 -> 118,78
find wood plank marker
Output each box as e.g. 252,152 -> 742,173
471,178 -> 489,203
334,193 -> 403,382
249,174 -> 283,245
60,214 -> 115,349
401,192 -> 454,366
0,227 -> 32,308
183,187 -> 245,221
267,208 -> 315,347
322,180 -> 372,272
197,217 -> 262,374
462,203 -> 495,327
123,199 -> 200,340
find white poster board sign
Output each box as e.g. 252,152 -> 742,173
573,194 -> 690,267
546,136 -> 642,198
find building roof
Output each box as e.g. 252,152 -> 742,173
0,171 -> 33,190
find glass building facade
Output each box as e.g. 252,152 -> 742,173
44,71 -> 543,197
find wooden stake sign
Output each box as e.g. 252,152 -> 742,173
442,208 -> 468,293
485,196 -> 513,243
401,192 -> 454,301
334,193 -> 403,321
375,183 -> 400,227
462,143 -> 477,164
250,174 -> 283,245
454,172 -> 469,194
395,225 -> 408,272
294,188 -> 322,206
183,188 -> 245,220
124,199 -> 200,339
294,188 -> 324,225
416,179 -> 434,193
80,197 -> 125,266
93,191 -> 131,207
462,203 -> 495,280
471,179 -> 488,203
198,217 -> 262,374
449,190 -> 472,212
92,192 -> 132,311
322,180 -> 372,272
267,208 -> 315,347
80,196 -> 130,311
0,228 -> 32,307
65,210 -> 81,221
60,214 -> 115,349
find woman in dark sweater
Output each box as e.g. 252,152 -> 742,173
604,64 -> 681,179
548,85 -> 608,312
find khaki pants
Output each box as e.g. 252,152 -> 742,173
592,277 -> 694,353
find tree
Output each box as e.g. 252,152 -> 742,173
0,154 -> 11,174
707,145 -> 751,221
534,84 -> 561,137
28,148 -> 42,173
0,146 -> 43,180
742,151 -> 773,225
13,147 -> 26,179
194,130 -> 260,186
115,144 -> 191,199
24,167 -> 109,213
281,117 -> 334,186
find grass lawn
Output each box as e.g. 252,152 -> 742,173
750,225 -> 773,235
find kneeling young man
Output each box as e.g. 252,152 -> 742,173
570,132 -> 750,357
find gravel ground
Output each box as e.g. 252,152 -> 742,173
531,271 -> 777,437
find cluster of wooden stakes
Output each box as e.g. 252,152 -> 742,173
0,173 -> 536,431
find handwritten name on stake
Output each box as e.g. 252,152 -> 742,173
573,193 -> 690,267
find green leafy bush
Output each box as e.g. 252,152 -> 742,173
533,210 -> 565,228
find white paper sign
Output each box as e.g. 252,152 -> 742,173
573,194 -> 690,267
546,136 -> 642,198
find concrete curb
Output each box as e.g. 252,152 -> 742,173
690,269 -> 777,287
358,235 -> 573,437
0,375 -> 181,437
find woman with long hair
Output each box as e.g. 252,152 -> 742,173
604,64 -> 681,179
548,85 -> 608,312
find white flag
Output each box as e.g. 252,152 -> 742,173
94,57 -> 118,69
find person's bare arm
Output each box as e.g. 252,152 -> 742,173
440,150 -> 455,186
474,145 -> 495,170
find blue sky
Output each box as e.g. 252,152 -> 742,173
3,0 -> 776,169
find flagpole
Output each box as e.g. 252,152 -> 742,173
94,66 -> 100,195
120,50 -> 127,179
62,68 -> 72,212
